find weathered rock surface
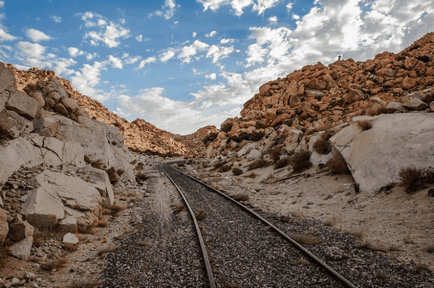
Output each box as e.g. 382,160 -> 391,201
9,236 -> 33,260
63,232 -> 79,244
8,215 -> 34,242
0,109 -> 27,139
330,113 -> 434,192
0,208 -> 8,245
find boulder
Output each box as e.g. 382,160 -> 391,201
330,114 -> 434,192
54,103 -> 68,116
282,128 -> 303,154
31,91 -> 45,109
0,63 -> 16,110
33,170 -> 102,214
8,215 -> 34,242
402,77 -> 417,90
220,118 -> 234,133
385,102 -> 405,113
9,236 -> 33,260
344,89 -> 365,104
247,149 -> 261,160
63,232 -> 79,244
0,208 -> 8,245
5,91 -> 39,120
306,78 -> 326,90
21,187 -> 65,230
0,110 -> 27,139
77,166 -> 114,205
403,98 -> 428,110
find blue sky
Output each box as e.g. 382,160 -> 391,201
0,0 -> 433,134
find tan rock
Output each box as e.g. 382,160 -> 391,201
9,236 -> 33,260
8,215 -> 34,242
402,77 -> 417,90
289,94 -> 301,107
30,91 -> 45,109
259,83 -> 271,96
306,78 -> 327,90
0,109 -> 27,139
54,103 -> 68,116
5,91 -> 38,119
61,98 -> 80,114
403,98 -> 428,110
344,89 -> 365,104
385,101 -> 405,113
269,113 -> 290,127
0,208 -> 8,245
404,57 -> 418,70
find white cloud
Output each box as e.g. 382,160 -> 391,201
0,27 -> 17,41
51,15 -> 62,23
98,19 -> 107,26
206,45 -> 234,63
86,53 -> 97,60
245,43 -> 268,66
0,1 -> 4,8
160,48 -> 176,62
68,47 -> 84,57
268,16 -> 278,23
135,56 -> 157,70
205,73 -> 217,80
122,53 -> 129,59
205,30 -> 218,37
70,61 -> 108,102
52,58 -> 77,76
252,0 -> 281,15
26,28 -> 52,42
192,31 -> 197,37
197,0 -> 255,16
84,21 -> 130,48
292,13 -> 300,20
286,2 -> 292,13
220,38 -> 236,44
136,34 -> 143,42
108,55 -> 123,69
15,41 -> 51,69
178,39 -> 209,63
149,0 -> 179,20
125,56 -> 141,64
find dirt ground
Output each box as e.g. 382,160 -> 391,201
190,160 -> 434,272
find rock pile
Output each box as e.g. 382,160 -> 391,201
174,125 -> 219,157
205,32 -> 434,192
8,64 -> 189,156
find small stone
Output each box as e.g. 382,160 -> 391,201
11,278 -> 20,285
63,233 -> 79,244
25,272 -> 36,280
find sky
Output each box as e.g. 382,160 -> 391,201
0,0 -> 433,135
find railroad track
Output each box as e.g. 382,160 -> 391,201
162,163 -> 359,288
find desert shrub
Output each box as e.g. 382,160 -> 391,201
203,132 -> 218,145
248,159 -> 268,171
84,155 -> 92,164
195,209 -> 206,221
233,193 -> 249,201
275,157 -> 290,169
366,106 -> 388,116
102,202 -> 127,217
135,172 -> 148,184
41,258 -> 67,271
267,146 -> 282,162
213,162 -> 224,170
232,167 -> 243,176
135,162 -> 145,170
357,120 -> 372,131
130,159 -> 138,165
219,165 -> 231,173
326,151 -> 350,175
313,137 -> 329,155
116,169 -> 125,177
399,167 -> 425,193
290,150 -> 312,173
174,204 -> 185,214
290,233 -> 324,245
244,172 -> 257,179
106,167 -> 119,185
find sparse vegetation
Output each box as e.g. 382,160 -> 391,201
290,233 -> 324,245
116,169 -> 125,176
275,157 -> 290,169
98,247 -> 118,256
248,159 -> 268,171
267,146 -> 282,162
233,193 -> 249,202
357,119 -> 372,131
313,137 -> 329,155
195,209 -> 206,221
244,172 -> 257,179
398,167 -> 434,193
63,243 -> 80,251
232,167 -> 243,176
290,150 -> 312,173
326,151 -> 350,175
219,165 -> 231,172
41,258 -> 67,271
103,202 -> 127,217
135,172 -> 148,184
174,204 -> 185,214
213,162 -> 224,170
106,167 -> 119,185
203,132 -> 218,145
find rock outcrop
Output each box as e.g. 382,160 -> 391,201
174,125 -> 219,157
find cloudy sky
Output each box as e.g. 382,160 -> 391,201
0,0 -> 433,134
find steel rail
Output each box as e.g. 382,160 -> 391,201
167,164 -> 358,288
162,167 -> 216,288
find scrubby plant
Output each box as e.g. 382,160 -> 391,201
267,146 -> 282,162
106,167 -> 119,185
357,120 -> 372,131
275,157 -> 290,169
41,258 -> 67,271
233,193 -> 249,201
399,167 -> 425,193
244,172 -> 257,179
102,202 -> 127,217
248,159 -> 268,171
195,209 -> 206,221
326,151 -> 350,175
232,167 -> 243,176
219,165 -> 231,173
135,172 -> 148,184
174,204 -> 185,214
116,169 -> 125,177
213,162 -> 224,170
313,137 -> 330,155
290,150 -> 312,173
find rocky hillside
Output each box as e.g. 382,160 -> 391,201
173,125 -> 219,157
206,32 -> 434,193
8,65 -> 188,156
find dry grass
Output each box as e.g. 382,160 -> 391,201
116,169 -> 125,177
106,167 -> 119,185
98,246 -> 118,256
244,172 -> 257,179
344,229 -> 364,238
67,280 -> 101,288
135,172 -> 148,184
290,233 -> 324,245
232,167 -> 243,176
233,193 -> 249,202
90,160 -> 105,169
326,151 -> 350,175
290,150 -> 312,173
323,217 -> 337,227
219,165 -> 231,172
195,209 -> 206,221
248,159 -> 269,171
174,204 -> 185,214
274,157 -> 290,169
313,137 -> 329,155
103,202 -> 127,217
41,258 -> 67,271
213,162 -> 224,170
358,240 -> 389,252
77,225 -> 96,235
63,243 -> 80,251
130,159 -> 137,165
267,146 -> 282,162
357,120 -> 372,131
93,219 -> 108,228
399,167 -> 426,193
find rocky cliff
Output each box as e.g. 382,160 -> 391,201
8,65 -> 188,156
206,32 -> 434,192
173,125 -> 219,157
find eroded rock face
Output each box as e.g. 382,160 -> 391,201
0,110 -> 27,139
330,113 -> 434,192
0,208 -> 8,245
9,236 -> 33,260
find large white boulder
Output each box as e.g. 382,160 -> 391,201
77,166 -> 114,205
330,113 -> 434,192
